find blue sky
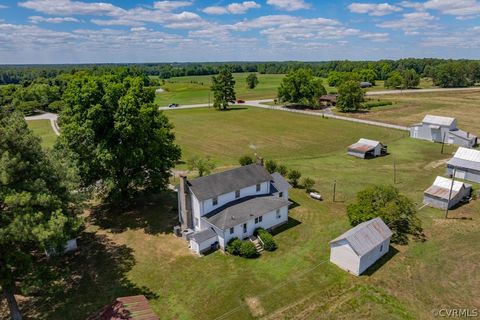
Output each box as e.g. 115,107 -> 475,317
0,0 -> 480,64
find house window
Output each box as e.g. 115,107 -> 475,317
380,244 -> 383,252
279,192 -> 283,198
212,197 -> 218,206
243,223 -> 247,233
276,209 -> 281,219
256,183 -> 261,192
255,217 -> 258,223
235,190 -> 240,198
259,215 -> 263,222
230,227 -> 234,234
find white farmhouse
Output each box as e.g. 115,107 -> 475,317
347,138 -> 387,159
447,147 -> 480,183
423,176 -> 472,210
177,163 -> 292,255
330,218 -> 392,276
410,115 -> 477,147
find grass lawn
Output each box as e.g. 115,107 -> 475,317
27,119 -> 57,148
337,89 -> 480,134
16,107 -> 480,320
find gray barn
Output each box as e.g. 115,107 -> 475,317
447,147 -> 480,183
423,176 -> 472,210
347,138 -> 387,159
410,115 -> 477,147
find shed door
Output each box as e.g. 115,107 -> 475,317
431,129 -> 441,142
455,170 -> 466,180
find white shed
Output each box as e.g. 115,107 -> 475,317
447,147 -> 480,183
330,218 -> 392,276
347,138 -> 387,159
424,176 -> 472,210
189,228 -> 218,255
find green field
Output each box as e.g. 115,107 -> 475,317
340,89 -> 480,134
21,106 -> 480,320
154,74 -> 438,107
27,120 -> 57,148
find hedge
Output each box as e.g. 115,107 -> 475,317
226,238 -> 242,255
256,228 -> 277,251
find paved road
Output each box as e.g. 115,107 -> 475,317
24,112 -> 60,136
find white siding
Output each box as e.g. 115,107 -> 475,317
189,236 -> 218,255
191,193 -> 202,231
330,240 -> 361,275
201,181 -> 270,215
220,205 -> 289,248
358,238 -> 390,274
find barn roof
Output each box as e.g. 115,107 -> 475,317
330,218 -> 392,256
447,147 -> 480,171
348,138 -> 382,153
424,176 -> 468,200
204,195 -> 289,230
422,115 -> 456,127
88,295 -> 158,320
188,164 -> 272,201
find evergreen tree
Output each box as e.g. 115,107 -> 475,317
211,67 -> 236,110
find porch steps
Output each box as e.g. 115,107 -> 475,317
249,235 -> 264,253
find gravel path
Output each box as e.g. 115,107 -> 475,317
24,112 -> 60,136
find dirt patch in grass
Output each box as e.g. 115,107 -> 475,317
424,158 -> 449,170
245,297 -> 265,317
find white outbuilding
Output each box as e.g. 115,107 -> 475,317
423,176 -> 472,210
347,138 -> 387,159
447,147 -> 480,183
330,218 -> 392,276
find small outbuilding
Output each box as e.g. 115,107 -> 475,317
359,81 -> 372,88
423,176 -> 472,210
330,217 -> 392,276
447,147 -> 480,183
347,138 -> 387,159
88,295 -> 158,320
319,94 -> 337,106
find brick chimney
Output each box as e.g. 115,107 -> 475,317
256,156 -> 264,166
179,175 -> 192,229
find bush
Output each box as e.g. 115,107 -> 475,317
239,155 -> 255,166
277,164 -> 288,177
363,100 -> 392,109
257,228 -> 277,251
288,169 -> 302,187
240,241 -> 259,258
302,177 -> 315,192
226,238 -> 242,255
265,159 -> 278,173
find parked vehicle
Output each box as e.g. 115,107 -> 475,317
309,192 -> 322,201
168,103 -> 178,108
236,99 -> 245,104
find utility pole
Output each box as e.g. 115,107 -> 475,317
393,156 -> 397,184
333,180 -> 337,202
441,132 -> 446,154
445,168 -> 457,219
208,91 -> 211,108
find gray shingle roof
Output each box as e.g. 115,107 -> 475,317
188,164 -> 272,201
271,172 -> 292,193
203,195 -> 290,230
191,228 -> 217,243
330,218 -> 392,256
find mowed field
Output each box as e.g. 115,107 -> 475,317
346,89 -> 480,134
19,106 -> 480,320
26,120 -> 57,148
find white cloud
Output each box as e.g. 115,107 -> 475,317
153,1 -> 193,11
0,5 -> 8,9
266,0 -> 310,11
359,32 -> 390,42
29,16 -> 80,23
377,11 -> 437,34
348,2 -> 402,16
18,0 -> 123,16
424,0 -> 480,17
203,1 -> 261,15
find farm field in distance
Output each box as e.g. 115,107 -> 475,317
343,89 -> 480,134
22,106 -> 480,320
153,73 -> 437,107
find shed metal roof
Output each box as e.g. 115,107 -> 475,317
348,138 -> 382,153
188,164 -> 272,201
88,295 -> 158,320
452,147 -> 480,163
191,228 -> 217,243
330,217 -> 392,256
449,130 -> 477,141
422,115 -> 456,127
204,195 -> 289,230
424,176 -> 467,200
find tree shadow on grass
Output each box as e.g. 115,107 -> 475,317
19,232 -> 158,320
361,246 -> 399,277
88,191 -> 178,235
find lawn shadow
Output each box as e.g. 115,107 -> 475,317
289,198 -> 301,210
223,107 -> 248,111
271,217 -> 302,236
88,191 -> 178,235
361,246 -> 399,277
19,232 -> 158,320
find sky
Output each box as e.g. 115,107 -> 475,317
0,0 -> 480,64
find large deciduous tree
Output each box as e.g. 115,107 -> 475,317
211,67 -> 236,110
336,80 -> 364,112
384,71 -> 403,89
246,73 -> 259,89
0,111 -> 81,320
56,75 -> 181,204
402,69 -> 420,89
433,62 -> 470,88
278,68 -> 326,107
347,185 -> 423,244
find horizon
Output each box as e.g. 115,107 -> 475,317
1,0 -> 480,64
